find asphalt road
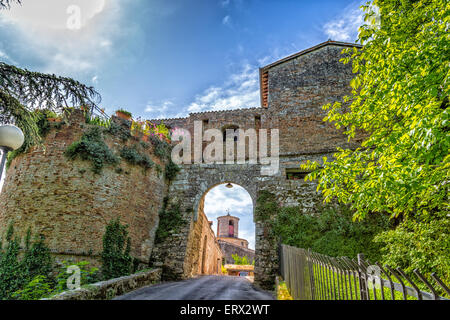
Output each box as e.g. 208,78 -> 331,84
114,275 -> 275,300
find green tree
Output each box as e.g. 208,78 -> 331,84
101,219 -> 133,280
0,224 -> 54,299
303,0 -> 449,221
231,254 -> 254,265
1,0 -> 102,157
302,0 -> 449,286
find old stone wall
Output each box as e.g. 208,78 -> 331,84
48,268 -> 162,300
0,110 -> 170,264
218,240 -> 255,265
193,210 -> 223,275
149,41 -> 360,290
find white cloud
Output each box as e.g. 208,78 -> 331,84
220,0 -> 231,7
0,49 -> 17,64
323,4 -> 364,42
145,99 -> 185,119
187,63 -> 260,113
0,0 -> 128,77
222,15 -> 231,26
204,183 -> 255,249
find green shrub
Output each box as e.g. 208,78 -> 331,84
12,275 -> 53,300
54,260 -> 100,292
374,213 -> 450,297
165,160 -> 180,181
101,219 -> 133,280
155,198 -> 184,243
65,126 -> 119,174
271,202 -> 391,262
120,145 -> 154,170
231,254 -> 254,265
255,190 -> 278,222
108,121 -> 131,141
0,225 -> 54,300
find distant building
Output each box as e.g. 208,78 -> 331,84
216,212 -> 255,265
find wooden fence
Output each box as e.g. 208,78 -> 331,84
279,244 -> 450,300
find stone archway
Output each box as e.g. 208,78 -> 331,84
150,163 -> 280,290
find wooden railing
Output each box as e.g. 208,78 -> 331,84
279,244 -> 450,300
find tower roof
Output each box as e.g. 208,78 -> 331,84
217,214 -> 240,220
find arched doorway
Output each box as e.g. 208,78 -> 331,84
189,182 -> 256,279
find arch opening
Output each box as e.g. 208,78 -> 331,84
192,182 -> 256,279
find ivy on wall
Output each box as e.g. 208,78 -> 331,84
255,190 -> 391,263
120,145 -> 154,171
101,218 -> 133,280
154,197 -> 184,244
0,224 -> 53,299
65,126 -> 119,174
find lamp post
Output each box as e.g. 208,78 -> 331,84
0,124 -> 24,184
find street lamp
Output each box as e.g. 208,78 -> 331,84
0,124 -> 24,184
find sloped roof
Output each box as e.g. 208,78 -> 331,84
259,40 -> 362,107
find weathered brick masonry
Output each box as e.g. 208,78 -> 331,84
0,40 -> 361,289
149,41 -> 362,289
0,110 -> 169,265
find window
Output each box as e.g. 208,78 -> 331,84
228,220 -> 234,237
255,115 -> 261,130
222,125 -> 239,142
286,168 -> 310,180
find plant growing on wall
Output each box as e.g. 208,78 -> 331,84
0,224 -> 54,300
165,160 -> 180,181
231,254 -> 254,266
65,126 -> 119,174
120,145 -> 154,171
154,198 -> 184,244
101,218 -> 133,280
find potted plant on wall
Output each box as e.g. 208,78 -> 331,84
46,110 -> 62,123
115,109 -> 132,121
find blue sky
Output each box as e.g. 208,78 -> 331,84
203,183 -> 255,249
0,0 -> 364,249
0,0 -> 363,119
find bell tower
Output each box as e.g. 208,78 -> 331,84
217,211 -> 239,238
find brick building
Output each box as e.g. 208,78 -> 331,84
216,212 -> 255,265
0,40 -> 362,289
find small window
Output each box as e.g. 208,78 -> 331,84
255,115 -> 261,129
222,125 -> 239,142
286,169 -> 309,180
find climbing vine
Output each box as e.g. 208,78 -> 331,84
154,197 -> 184,244
165,160 -> 180,181
101,218 -> 133,280
120,145 -> 154,171
0,224 -> 53,300
65,126 -> 119,174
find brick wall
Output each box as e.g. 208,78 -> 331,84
0,110 -> 169,264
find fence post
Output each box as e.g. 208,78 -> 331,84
357,253 -> 368,300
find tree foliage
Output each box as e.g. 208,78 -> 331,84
101,219 -> 133,280
302,0 -> 449,220
0,0 -> 20,9
271,203 -> 391,263
231,254 -> 254,265
0,2 -> 102,152
0,224 -> 53,300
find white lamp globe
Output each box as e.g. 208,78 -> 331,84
0,125 -> 25,150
